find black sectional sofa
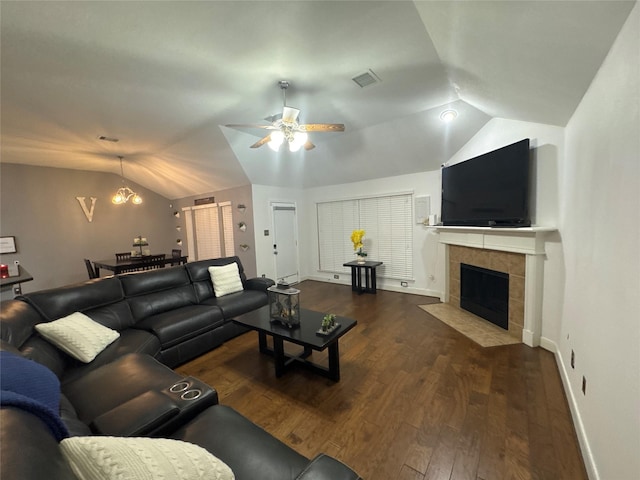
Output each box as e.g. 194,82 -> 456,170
0,256 -> 361,480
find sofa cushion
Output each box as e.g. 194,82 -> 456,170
18,334 -> 70,378
83,300 -> 136,331
0,408 -> 78,480
20,277 -> 124,322
0,351 -> 69,441
133,305 -> 224,349
0,299 -> 43,348
35,312 -> 120,363
60,436 -> 235,480
61,329 -> 161,385
208,263 -> 244,297
186,257 -> 248,302
119,266 -> 191,297
170,405 -> 308,480
126,285 -> 198,321
199,290 -> 269,319
61,353 -> 186,425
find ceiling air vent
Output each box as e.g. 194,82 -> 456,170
97,135 -> 119,143
352,70 -> 381,88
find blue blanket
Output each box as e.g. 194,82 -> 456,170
0,351 -> 69,441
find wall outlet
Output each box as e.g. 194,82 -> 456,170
333,275 -> 339,279
582,376 -> 587,395
264,230 -> 269,236
400,281 -> 408,287
571,350 -> 575,369
261,274 -> 265,278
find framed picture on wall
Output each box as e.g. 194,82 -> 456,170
0,236 -> 17,254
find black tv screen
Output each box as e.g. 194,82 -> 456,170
441,139 -> 531,227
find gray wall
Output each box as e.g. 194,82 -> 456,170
0,163 -> 175,295
172,184 -> 256,278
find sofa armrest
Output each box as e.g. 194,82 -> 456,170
244,277 -> 275,292
295,454 -> 362,480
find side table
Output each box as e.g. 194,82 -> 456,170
343,260 -> 383,294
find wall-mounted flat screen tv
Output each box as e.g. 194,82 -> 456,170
441,138 -> 531,227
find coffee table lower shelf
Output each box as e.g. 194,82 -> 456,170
258,332 -> 342,381
233,306 -> 357,382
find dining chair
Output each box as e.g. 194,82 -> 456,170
142,254 -> 166,270
84,259 -> 98,279
171,249 -> 182,266
115,252 -> 131,261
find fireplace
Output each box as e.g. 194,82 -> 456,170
460,263 -> 509,330
436,225 -> 554,347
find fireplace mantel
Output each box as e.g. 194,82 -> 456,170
433,226 -> 556,348
434,225 -> 555,255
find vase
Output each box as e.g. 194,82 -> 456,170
356,255 -> 366,264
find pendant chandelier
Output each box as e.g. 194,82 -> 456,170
112,156 -> 142,205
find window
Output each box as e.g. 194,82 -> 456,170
317,193 -> 413,280
183,202 -> 235,260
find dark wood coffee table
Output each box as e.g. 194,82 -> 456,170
233,306 -> 357,381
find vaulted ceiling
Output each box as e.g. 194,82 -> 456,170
1,1 -> 635,199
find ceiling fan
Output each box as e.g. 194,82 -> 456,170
226,80 -> 345,152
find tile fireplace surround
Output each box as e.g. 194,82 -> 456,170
435,226 -> 555,347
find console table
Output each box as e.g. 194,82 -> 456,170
343,260 -> 383,294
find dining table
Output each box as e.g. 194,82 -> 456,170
92,255 -> 188,276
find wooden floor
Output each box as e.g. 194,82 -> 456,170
177,281 -> 587,480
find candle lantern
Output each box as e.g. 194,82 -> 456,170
267,284 -> 300,328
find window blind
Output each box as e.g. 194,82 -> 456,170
317,193 -> 413,280
220,203 -> 235,257
184,203 -> 236,261
193,205 -> 221,260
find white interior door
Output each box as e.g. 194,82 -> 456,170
272,204 -> 299,284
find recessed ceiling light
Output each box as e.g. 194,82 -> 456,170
439,109 -> 458,122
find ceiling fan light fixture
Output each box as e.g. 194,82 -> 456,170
293,131 -> 308,144
282,106 -> 300,124
268,131 -> 285,151
288,142 -> 303,152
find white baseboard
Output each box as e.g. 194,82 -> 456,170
547,338 -> 599,480
302,275 -> 439,298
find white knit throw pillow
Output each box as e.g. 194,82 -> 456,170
208,263 -> 244,297
35,312 -> 119,363
60,436 -> 235,480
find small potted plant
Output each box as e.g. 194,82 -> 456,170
319,313 -> 338,335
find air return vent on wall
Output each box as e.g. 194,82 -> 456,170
352,69 -> 381,88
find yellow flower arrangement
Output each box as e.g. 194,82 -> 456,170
350,229 -> 367,256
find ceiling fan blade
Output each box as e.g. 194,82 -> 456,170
226,124 -> 278,130
300,123 -> 345,132
282,106 -> 300,124
250,134 -> 272,148
304,140 -> 316,151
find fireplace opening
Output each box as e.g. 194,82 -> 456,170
460,263 -> 509,330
